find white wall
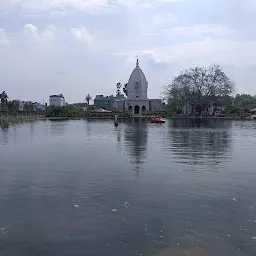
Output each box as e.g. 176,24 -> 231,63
50,96 -> 65,107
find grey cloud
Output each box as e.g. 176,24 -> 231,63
1,0 -> 256,102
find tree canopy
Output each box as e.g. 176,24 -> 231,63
123,83 -> 128,96
116,82 -> 122,96
164,65 -> 235,115
0,91 -> 8,111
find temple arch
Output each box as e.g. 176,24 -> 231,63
134,105 -> 140,114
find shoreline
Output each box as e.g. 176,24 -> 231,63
1,110 -> 254,122
0,114 -> 249,122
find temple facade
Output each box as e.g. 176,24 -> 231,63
113,58 -> 163,115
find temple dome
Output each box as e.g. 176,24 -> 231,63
127,58 -> 148,100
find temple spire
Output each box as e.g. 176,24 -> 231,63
136,56 -> 139,67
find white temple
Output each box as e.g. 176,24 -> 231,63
112,57 -> 163,114
125,58 -> 149,114
125,57 -> 163,115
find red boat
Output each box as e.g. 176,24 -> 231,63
151,117 -> 165,123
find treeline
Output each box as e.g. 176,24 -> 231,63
0,91 -> 37,113
45,105 -> 99,117
164,65 -> 256,116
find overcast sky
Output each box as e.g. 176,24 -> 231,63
0,0 -> 256,103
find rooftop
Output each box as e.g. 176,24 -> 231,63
50,94 -> 64,98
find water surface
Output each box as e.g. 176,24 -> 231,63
1,119 -> 256,256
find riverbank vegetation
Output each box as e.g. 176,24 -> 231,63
0,91 -> 38,113
45,105 -> 101,117
164,65 -> 256,117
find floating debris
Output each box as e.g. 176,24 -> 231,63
73,200 -> 80,208
232,197 -> 237,202
121,202 -> 130,208
0,227 -> 8,235
226,233 -> 231,237
252,236 -> 256,240
112,209 -> 118,212
249,205 -> 255,210
240,226 -> 248,232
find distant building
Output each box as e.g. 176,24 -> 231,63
183,104 -> 224,116
19,101 -> 25,111
49,94 -> 65,107
18,101 -> 45,112
94,95 -> 115,110
34,102 -> 45,112
149,99 -> 164,112
73,102 -> 88,111
113,94 -> 126,111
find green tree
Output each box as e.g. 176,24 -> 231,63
123,83 -> 128,96
0,91 -> 8,111
24,102 -> 34,112
46,106 -> 70,116
231,94 -> 256,115
7,100 -> 20,113
87,105 -> 99,111
116,82 -> 122,96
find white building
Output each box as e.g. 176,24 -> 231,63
49,94 -> 65,107
19,101 -> 25,111
115,58 -> 163,115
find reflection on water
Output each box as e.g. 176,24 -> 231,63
124,118 -> 148,175
0,121 -> 10,145
49,120 -> 69,136
0,120 -> 10,130
1,119 -> 256,256
168,119 -> 232,167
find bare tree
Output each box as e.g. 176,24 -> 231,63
164,65 -> 235,115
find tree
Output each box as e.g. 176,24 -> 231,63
7,100 -> 20,113
164,65 -> 235,115
123,83 -> 128,96
0,91 -> 8,111
232,94 -> 256,114
86,93 -> 92,105
46,106 -> 70,117
24,102 -> 34,112
116,82 -> 122,96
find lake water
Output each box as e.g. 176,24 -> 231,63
1,119 -> 256,256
